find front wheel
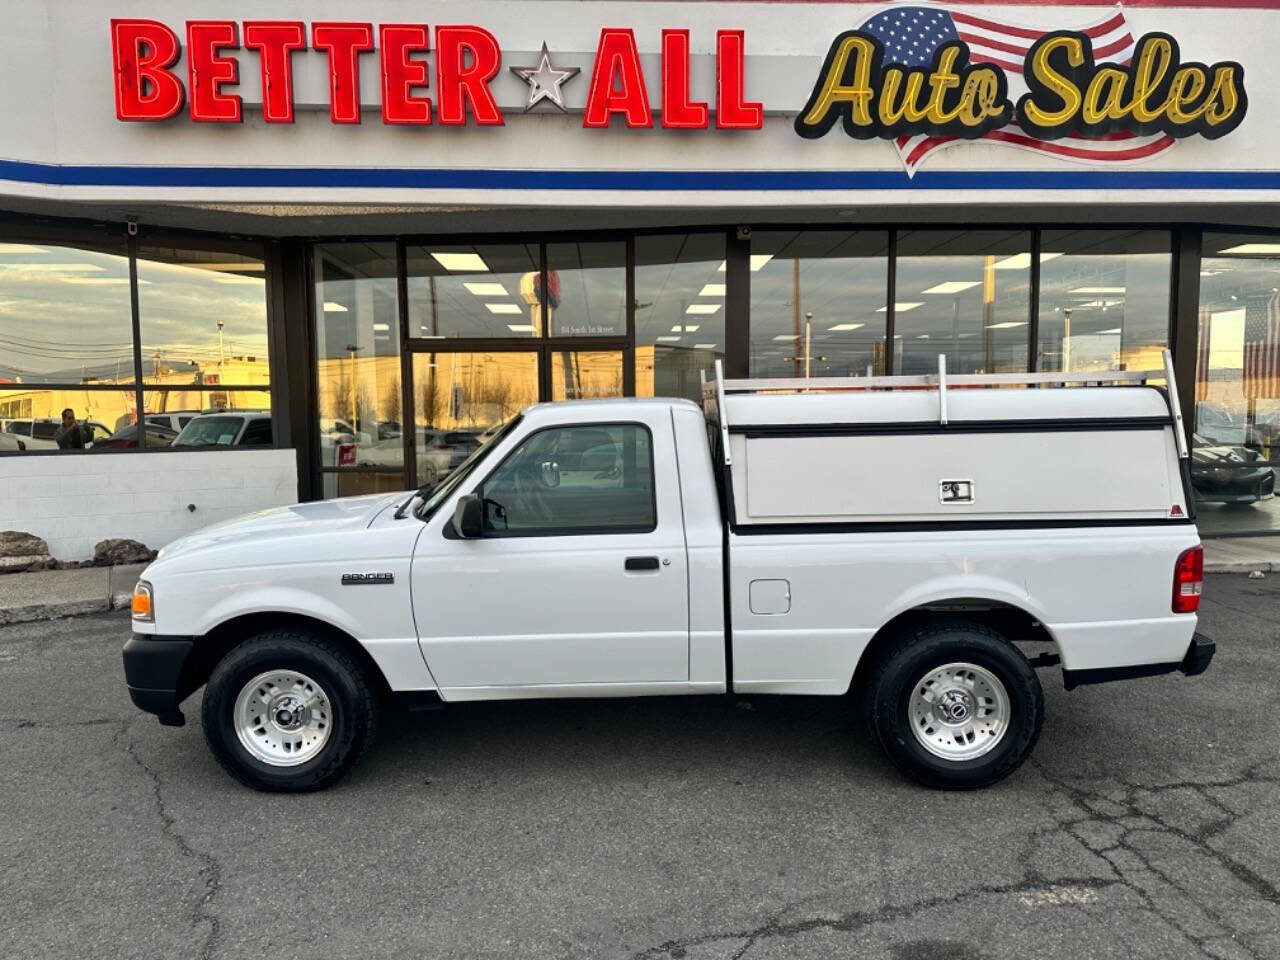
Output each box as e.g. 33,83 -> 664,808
866,620 -> 1043,790
202,630 -> 380,792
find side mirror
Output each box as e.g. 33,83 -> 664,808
452,493 -> 484,539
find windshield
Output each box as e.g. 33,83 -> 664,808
415,415 -> 524,520
173,416 -> 243,447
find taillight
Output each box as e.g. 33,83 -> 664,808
1173,546 -> 1204,614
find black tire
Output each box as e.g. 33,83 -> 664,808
202,629 -> 380,792
866,619 -> 1043,790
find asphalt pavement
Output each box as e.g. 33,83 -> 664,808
2,575 -> 1279,960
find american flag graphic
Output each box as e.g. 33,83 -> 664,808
1243,293 -> 1280,400
858,6 -> 1176,174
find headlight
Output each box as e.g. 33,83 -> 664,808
132,580 -> 154,623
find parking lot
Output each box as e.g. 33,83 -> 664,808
3,574 -> 1279,960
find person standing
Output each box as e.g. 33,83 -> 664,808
54,407 -> 89,449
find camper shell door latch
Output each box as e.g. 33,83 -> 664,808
939,480 -> 974,504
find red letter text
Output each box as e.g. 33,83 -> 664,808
716,30 -> 762,129
661,29 -> 708,129
111,19 -> 184,120
380,23 -> 431,124
583,28 -> 652,128
244,21 -> 306,123
186,21 -> 242,122
312,22 -> 374,123
436,26 -> 504,125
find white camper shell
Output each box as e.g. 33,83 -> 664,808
708,359 -> 1191,528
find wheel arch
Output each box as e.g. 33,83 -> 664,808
849,597 -> 1059,697
177,611 -> 394,704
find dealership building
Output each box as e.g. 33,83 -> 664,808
1,0 -> 1278,558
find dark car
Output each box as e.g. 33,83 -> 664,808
1191,433 -> 1276,506
91,422 -> 179,450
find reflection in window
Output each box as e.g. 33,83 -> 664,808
1193,233 -> 1280,535
143,392 -> 272,448
895,231 -> 1031,375
1038,231 -> 1170,374
479,424 -> 655,534
321,471 -> 406,499
547,242 -> 626,337
314,243 -> 403,470
411,352 -> 538,484
137,244 -> 269,388
406,244 -> 541,338
551,351 -> 623,401
0,236 -> 133,385
0,389 -> 128,451
750,232 -> 888,378
635,234 -> 726,401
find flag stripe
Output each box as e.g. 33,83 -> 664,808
950,9 -> 1125,39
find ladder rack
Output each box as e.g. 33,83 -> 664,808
701,349 -> 1189,464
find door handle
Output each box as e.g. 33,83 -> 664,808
625,556 -> 660,572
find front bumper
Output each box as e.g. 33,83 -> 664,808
1063,632 -> 1215,689
122,634 -> 195,726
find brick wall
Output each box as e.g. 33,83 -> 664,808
0,450 -> 298,560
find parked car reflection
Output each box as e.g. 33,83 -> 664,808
1191,433 -> 1276,506
171,411 -> 273,448
92,422 -> 179,450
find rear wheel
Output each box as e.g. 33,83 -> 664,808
867,620 -> 1043,789
202,629 -> 379,792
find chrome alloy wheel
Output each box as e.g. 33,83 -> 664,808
233,670 -> 333,767
908,662 -> 1010,762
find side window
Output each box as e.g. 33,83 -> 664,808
239,419 -> 273,447
477,423 -> 655,535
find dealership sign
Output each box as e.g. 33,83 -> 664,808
109,10 -> 1247,171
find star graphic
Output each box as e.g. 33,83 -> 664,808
509,43 -> 581,112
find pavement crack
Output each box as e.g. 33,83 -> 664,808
1030,758 -> 1280,960
116,718 -> 224,960
630,877 -> 1126,959
1,716 -> 128,729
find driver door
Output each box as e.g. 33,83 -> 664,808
411,415 -> 690,692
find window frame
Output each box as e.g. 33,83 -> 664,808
465,420 -> 658,539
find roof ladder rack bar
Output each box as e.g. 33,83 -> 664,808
717,367 -> 1166,395
1161,347 -> 1189,459
713,358 -> 732,466
937,353 -> 948,426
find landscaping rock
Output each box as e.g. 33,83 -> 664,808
0,531 -> 54,574
92,538 -> 156,567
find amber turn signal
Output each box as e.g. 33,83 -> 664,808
131,581 -> 154,622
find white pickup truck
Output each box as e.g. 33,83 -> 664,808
123,354 -> 1213,793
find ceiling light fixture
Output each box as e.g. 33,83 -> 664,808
876,302 -> 923,312
485,303 -> 523,314
697,283 -> 727,297
463,281 -> 509,296
921,280 -> 981,295
686,304 -> 721,315
1069,286 -> 1126,294
430,252 -> 489,272
827,323 -> 864,331
323,301 -> 348,312
1218,243 -> 1280,255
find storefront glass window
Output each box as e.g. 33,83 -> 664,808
1038,230 -> 1171,374
551,350 -> 624,400
894,230 -> 1031,375
1193,233 -> 1280,535
313,242 -> 402,472
406,243 -> 541,339
137,244 -> 270,388
750,231 -> 889,378
140,391 -> 273,448
547,242 -> 626,337
411,351 -> 538,485
634,233 -> 726,402
0,236 -> 133,385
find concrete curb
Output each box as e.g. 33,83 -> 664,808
1205,562 -> 1271,575
0,563 -> 148,628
